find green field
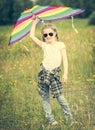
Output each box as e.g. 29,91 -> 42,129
0,19 -> 95,130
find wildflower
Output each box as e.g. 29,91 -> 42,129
86,78 -> 93,82
20,63 -> 23,67
78,76 -> 81,80
13,80 -> 17,86
93,74 -> 95,78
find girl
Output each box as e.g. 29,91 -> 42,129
30,17 -> 73,125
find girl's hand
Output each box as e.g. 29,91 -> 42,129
62,74 -> 68,83
32,15 -> 37,22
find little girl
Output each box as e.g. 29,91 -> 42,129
30,17 -> 73,125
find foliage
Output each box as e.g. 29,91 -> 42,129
60,0 -> 95,18
36,0 -> 63,6
36,0 -> 95,18
0,0 -> 95,25
0,20 -> 95,129
88,11 -> 95,25
0,0 -> 33,25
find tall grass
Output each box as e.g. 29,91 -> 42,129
0,19 -> 95,130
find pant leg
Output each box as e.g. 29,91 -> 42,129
57,94 -> 73,121
42,85 -> 55,123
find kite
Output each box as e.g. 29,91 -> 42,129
9,5 -> 85,45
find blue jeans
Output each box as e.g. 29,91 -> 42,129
42,85 -> 73,123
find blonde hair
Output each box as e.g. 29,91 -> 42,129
41,23 -> 59,42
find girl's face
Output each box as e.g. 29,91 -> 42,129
42,28 -> 56,44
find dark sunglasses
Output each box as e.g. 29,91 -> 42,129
43,33 -> 53,38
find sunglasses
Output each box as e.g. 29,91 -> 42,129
43,32 -> 53,38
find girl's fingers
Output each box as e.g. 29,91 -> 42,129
32,15 -> 37,20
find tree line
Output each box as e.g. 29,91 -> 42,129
0,0 -> 33,25
0,0 -> 95,25
36,0 -> 95,18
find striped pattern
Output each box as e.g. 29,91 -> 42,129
9,5 -> 85,45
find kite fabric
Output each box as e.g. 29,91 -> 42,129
9,5 -> 85,45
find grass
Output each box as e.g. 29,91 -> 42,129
0,19 -> 95,130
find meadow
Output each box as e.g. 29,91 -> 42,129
0,19 -> 95,130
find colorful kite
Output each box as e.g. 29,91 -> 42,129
9,5 -> 85,45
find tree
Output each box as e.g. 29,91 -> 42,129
11,0 -> 33,24
0,0 -> 13,24
0,0 -> 95,25
36,0 -> 63,6
0,0 -> 33,25
60,0 -> 95,18
88,11 -> 95,25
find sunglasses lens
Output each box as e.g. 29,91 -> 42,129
43,34 -> 47,37
49,33 -> 53,36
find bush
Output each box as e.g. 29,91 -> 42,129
88,11 -> 95,25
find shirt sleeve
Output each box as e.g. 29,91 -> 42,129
59,42 -> 66,50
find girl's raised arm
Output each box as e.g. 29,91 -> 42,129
30,17 -> 42,47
